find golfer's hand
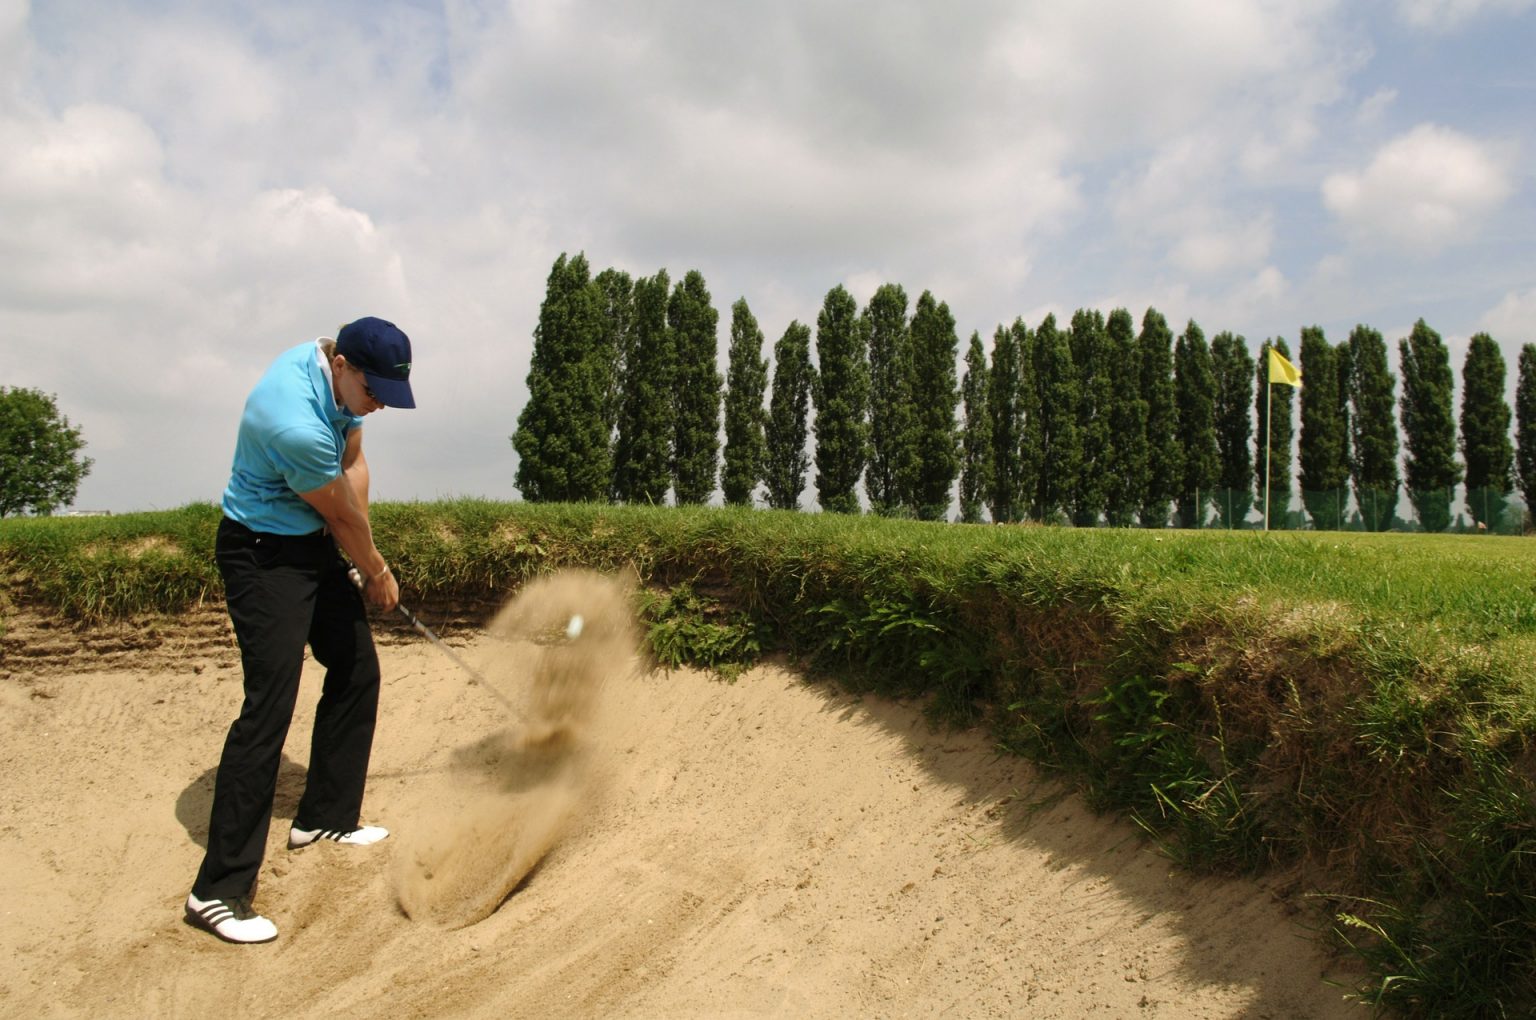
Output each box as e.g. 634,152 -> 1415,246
365,568 -> 400,612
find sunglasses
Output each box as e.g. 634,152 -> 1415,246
350,363 -> 381,405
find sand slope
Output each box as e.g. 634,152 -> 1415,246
0,611 -> 1363,1018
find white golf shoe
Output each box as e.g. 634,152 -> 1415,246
185,893 -> 278,944
287,824 -> 390,849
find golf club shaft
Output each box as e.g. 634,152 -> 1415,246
348,568 -> 519,716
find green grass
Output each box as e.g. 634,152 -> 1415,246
4,499 -> 1536,1016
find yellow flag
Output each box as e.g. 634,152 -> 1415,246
1268,347 -> 1301,387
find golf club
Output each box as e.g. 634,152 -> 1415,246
348,568 -> 519,716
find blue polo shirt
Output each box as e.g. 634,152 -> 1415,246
221,340 -> 363,535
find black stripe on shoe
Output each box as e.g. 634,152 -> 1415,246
184,895 -> 277,944
289,824 -> 388,849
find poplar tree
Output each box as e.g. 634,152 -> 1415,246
812,285 -> 868,514
1399,319 -> 1462,533
1174,320 -> 1219,528
721,298 -> 768,507
668,270 -> 721,505
1255,338 -> 1297,528
959,331 -> 992,524
1031,313 -> 1079,523
1139,308 -> 1180,527
1517,344 -> 1536,527
593,268 -> 633,439
1337,343 -> 1355,525
764,321 -> 814,511
909,291 -> 960,520
1345,325 -> 1399,531
864,284 -> 916,516
1298,327 -> 1349,530
1016,321 -> 1043,520
1068,309 -> 1111,527
1460,332 -> 1513,530
987,320 -> 1027,523
513,252 -> 610,502
611,269 -> 674,505
1104,309 -> 1148,527
1209,331 -> 1254,529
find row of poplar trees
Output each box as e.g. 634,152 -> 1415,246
512,252 -> 1536,531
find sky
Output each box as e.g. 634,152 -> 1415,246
2,0 -> 1534,513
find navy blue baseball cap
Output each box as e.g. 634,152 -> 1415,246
336,316 -> 415,409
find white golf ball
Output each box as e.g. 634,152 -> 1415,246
565,614 -> 584,639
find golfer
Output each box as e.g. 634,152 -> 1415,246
185,316 -> 415,944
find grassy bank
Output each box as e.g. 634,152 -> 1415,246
3,499 -> 1535,1016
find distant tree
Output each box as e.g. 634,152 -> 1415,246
1067,309 -> 1111,527
1173,320 -> 1219,528
0,387 -> 92,516
1345,325 -> 1399,531
1209,331 -> 1254,528
1336,340 -> 1355,516
1255,338 -> 1297,528
667,270 -> 721,505
908,291 -> 961,520
1399,319 -> 1462,533
959,331 -> 992,524
763,321 -> 815,511
864,284 -> 916,516
812,285 -> 869,514
611,269 -> 674,505
987,320 -> 1027,523
1139,308 -> 1180,527
592,268 -> 633,439
1029,313 -> 1079,523
1298,327 -> 1349,529
1016,322 -> 1044,520
721,298 -> 769,507
513,252 -> 610,502
1517,345 -> 1536,527
1460,331 -> 1514,530
1103,309 -> 1147,527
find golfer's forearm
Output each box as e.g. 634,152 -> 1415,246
345,460 -> 370,518
300,476 -> 387,578
341,430 -> 370,517
328,513 -> 387,579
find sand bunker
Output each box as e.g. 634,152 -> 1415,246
391,570 -> 640,928
0,569 -> 1364,1018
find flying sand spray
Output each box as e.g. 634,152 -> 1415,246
348,568 -> 584,719
359,568 -> 640,929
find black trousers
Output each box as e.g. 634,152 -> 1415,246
192,516 -> 381,900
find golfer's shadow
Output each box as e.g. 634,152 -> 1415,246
175,754 -> 309,849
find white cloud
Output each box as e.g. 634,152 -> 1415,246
0,0 -> 30,102
1357,88 -> 1398,125
1396,0 -> 1536,29
0,102 -> 176,312
1110,137 -> 1275,278
1479,289 -> 1536,345
1169,216 -> 1276,277
992,0 -> 1351,164
0,102 -> 162,211
1321,123 -> 1513,251
1230,265 -> 1289,309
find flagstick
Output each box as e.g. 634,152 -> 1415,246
1264,377 -> 1273,532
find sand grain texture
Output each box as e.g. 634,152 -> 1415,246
0,572 -> 1363,1018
